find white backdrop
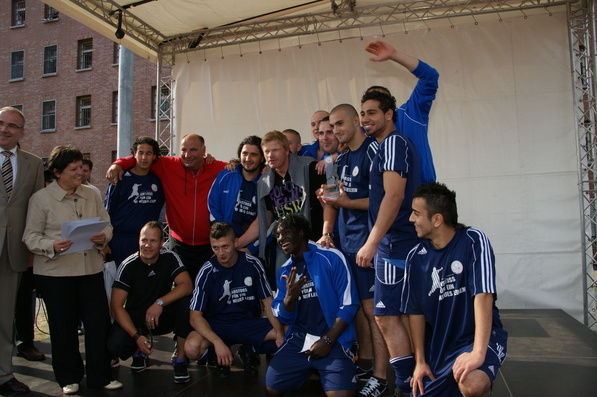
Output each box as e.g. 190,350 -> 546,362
173,12 -> 583,321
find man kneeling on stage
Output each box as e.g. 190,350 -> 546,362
184,222 -> 283,378
107,221 -> 193,383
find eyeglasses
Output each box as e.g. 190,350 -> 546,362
0,121 -> 23,131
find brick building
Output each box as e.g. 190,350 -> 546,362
1,0 -> 165,194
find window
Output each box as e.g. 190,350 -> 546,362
77,39 -> 93,70
43,45 -> 57,75
151,85 -> 170,120
12,0 -> 26,26
111,91 -> 118,124
76,96 -> 91,127
10,50 -> 24,80
43,5 -> 59,21
112,43 -> 120,65
41,100 -> 56,132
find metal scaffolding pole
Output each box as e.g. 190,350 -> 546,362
569,0 -> 597,331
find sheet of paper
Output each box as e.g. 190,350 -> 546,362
61,217 -> 108,255
299,333 -> 321,353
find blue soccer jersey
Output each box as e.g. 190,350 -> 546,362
368,131 -> 421,252
336,136 -> 378,254
401,227 -> 507,372
190,252 -> 272,321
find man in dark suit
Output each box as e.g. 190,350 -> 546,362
0,107 -> 44,395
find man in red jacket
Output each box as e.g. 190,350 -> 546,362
107,134 -> 226,280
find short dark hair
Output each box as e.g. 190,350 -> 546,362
142,221 -> 164,240
413,182 -> 461,228
282,129 -> 302,142
321,116 -> 330,122
273,214 -> 312,242
361,90 -> 397,123
236,135 -> 264,159
48,146 -> 83,176
365,85 -> 391,96
131,136 -> 161,158
210,222 -> 236,240
330,103 -> 359,119
82,158 -> 93,170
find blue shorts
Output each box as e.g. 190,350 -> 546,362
420,328 -> 508,396
265,332 -> 357,392
373,235 -> 415,316
345,252 -> 375,301
207,317 -> 272,347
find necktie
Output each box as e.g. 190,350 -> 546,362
2,151 -> 13,198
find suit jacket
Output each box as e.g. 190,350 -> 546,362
0,147 -> 44,272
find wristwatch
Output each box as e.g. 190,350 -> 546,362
155,299 -> 165,306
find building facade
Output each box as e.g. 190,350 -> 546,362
1,0 -> 165,194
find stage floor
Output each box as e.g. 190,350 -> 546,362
11,309 -> 597,396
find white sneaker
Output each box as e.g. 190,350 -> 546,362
62,383 -> 79,395
103,380 -> 123,390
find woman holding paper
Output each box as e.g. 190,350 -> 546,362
22,145 -> 122,394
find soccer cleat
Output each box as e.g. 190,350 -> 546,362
173,359 -> 190,383
130,353 -> 148,372
357,376 -> 388,397
235,346 -> 259,376
216,365 -> 230,378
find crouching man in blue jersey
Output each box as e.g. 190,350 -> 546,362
402,182 -> 508,397
265,214 -> 359,396
184,222 -> 284,378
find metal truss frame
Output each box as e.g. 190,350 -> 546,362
160,0 -> 568,55
155,53 -> 174,155
569,0 -> 597,332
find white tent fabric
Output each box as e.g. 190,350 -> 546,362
175,12 -> 583,321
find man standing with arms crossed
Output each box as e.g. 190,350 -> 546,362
0,107 -> 44,396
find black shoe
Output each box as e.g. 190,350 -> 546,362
173,359 -> 190,383
0,377 -> 30,396
216,365 -> 230,378
131,353 -> 148,372
235,346 -> 258,376
355,364 -> 374,388
17,345 -> 46,361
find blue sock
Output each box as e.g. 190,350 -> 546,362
390,355 -> 414,393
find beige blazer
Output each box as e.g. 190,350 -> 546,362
0,148 -> 44,272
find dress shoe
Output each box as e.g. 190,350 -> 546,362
17,346 -> 46,361
62,383 -> 79,395
0,377 -> 30,396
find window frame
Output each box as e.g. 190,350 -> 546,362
43,5 -> 59,21
42,44 -> 58,76
76,95 -> 91,128
10,50 -> 25,81
12,0 -> 26,27
77,39 -> 93,71
41,100 -> 56,133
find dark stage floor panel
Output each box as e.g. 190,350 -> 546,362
11,309 -> 597,396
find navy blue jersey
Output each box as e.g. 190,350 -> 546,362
113,250 -> 186,313
231,177 -> 258,236
368,131 -> 421,251
336,136 -> 378,253
190,252 -> 272,321
292,259 -> 328,337
401,227 -> 505,369
104,171 -> 165,235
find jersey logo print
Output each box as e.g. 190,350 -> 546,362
147,270 -> 156,277
418,247 -> 427,255
128,183 -> 142,203
219,280 -> 232,304
428,267 -> 443,296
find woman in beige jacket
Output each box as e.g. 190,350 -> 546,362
23,146 -> 122,395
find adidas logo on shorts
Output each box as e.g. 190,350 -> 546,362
375,301 -> 386,309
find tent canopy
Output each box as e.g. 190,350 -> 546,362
43,0 -> 569,62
